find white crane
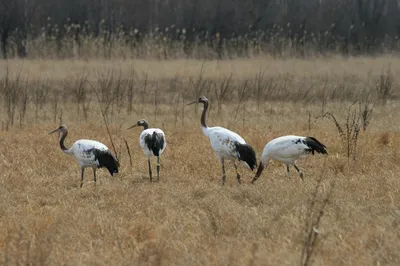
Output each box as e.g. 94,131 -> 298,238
128,119 -> 166,182
49,124 -> 119,188
251,135 -> 327,184
187,96 -> 257,185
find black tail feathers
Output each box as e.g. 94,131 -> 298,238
144,132 -> 165,156
93,149 -> 119,176
304,137 -> 328,155
234,142 -> 257,171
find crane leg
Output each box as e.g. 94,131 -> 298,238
293,163 -> 304,180
156,156 -> 160,181
93,169 -> 97,185
148,158 -> 153,182
80,168 -> 85,188
233,161 -> 241,184
221,159 -> 226,185
286,164 -> 290,177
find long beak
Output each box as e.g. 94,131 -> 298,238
187,100 -> 198,105
127,124 -> 137,130
48,128 -> 59,134
251,162 -> 264,184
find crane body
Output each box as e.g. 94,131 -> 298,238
128,119 -> 166,181
49,125 -> 119,187
252,135 -> 327,184
188,96 -> 256,184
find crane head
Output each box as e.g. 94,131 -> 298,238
187,96 -> 208,105
49,124 -> 68,135
127,119 -> 148,129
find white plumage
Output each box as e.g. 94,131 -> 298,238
49,125 -> 119,187
139,128 -> 167,158
65,139 -> 108,167
188,96 -> 257,184
252,135 -> 327,184
202,126 -> 249,166
128,119 -> 166,181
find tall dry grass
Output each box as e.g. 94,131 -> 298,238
0,57 -> 399,265
4,20 -> 400,60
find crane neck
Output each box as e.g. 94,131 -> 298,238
140,122 -> 149,130
200,101 -> 208,128
59,130 -> 70,152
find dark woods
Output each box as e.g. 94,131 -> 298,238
1,0 -> 400,59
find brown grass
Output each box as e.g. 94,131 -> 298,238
0,57 -> 399,265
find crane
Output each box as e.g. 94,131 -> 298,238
49,124 -> 119,188
251,135 -> 327,184
187,96 -> 257,185
128,119 -> 166,182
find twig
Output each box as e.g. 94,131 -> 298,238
300,174 -> 335,266
123,138 -> 133,168
87,80 -> 119,161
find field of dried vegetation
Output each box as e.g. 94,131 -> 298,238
0,56 -> 399,265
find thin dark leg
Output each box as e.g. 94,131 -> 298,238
221,159 -> 226,185
93,169 -> 97,185
156,156 -> 160,181
233,161 -> 241,184
293,163 -> 304,180
80,168 -> 85,188
148,158 -> 153,182
286,164 -> 290,177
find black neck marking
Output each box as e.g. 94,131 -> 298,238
200,100 -> 209,128
141,121 -> 149,130
59,130 -> 69,151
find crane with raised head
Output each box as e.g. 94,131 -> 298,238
128,119 -> 166,182
49,124 -> 119,188
187,96 -> 257,185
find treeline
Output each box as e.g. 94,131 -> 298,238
1,0 -> 400,59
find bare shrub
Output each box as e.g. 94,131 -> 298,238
96,69 -> 126,118
376,67 -> 395,105
18,82 -> 28,126
69,72 -> 89,121
234,80 -> 252,128
322,101 -> 373,160
87,80 -> 119,161
126,69 -> 137,115
0,67 -> 25,128
33,79 -> 51,122
138,72 -> 150,115
214,74 -> 234,117
188,64 -> 212,114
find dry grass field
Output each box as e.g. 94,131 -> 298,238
0,57 -> 400,265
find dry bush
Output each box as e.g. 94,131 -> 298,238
321,101 -> 374,161
376,67 -> 395,105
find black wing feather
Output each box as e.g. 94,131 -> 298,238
304,137 -> 328,155
93,149 -> 120,176
144,131 -> 165,156
234,142 -> 257,170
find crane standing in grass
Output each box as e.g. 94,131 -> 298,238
49,124 -> 119,188
251,135 -> 327,184
128,119 -> 166,182
187,96 -> 257,185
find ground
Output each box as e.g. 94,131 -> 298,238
0,57 -> 399,265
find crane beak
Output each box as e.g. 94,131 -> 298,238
127,124 -> 137,130
48,128 -> 60,134
187,100 -> 198,105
